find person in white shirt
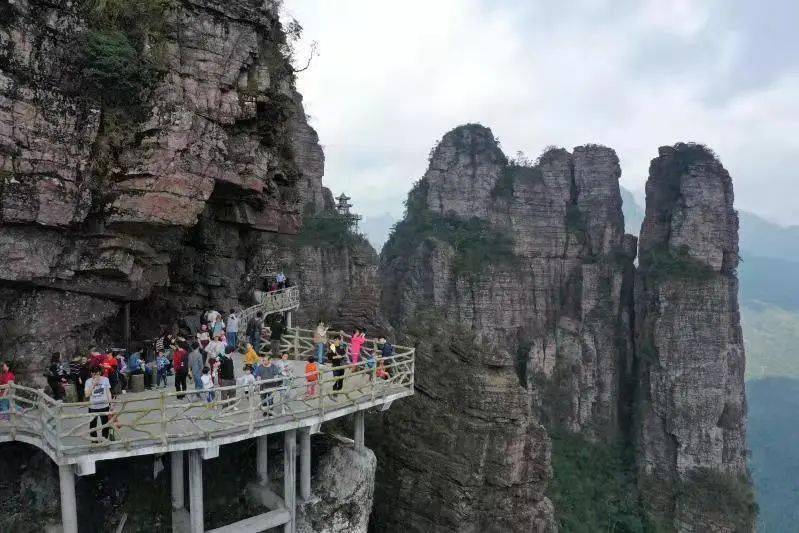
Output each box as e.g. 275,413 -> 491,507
205,335 -> 226,359
200,367 -> 214,403
84,366 -> 112,441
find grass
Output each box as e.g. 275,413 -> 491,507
549,431 -> 655,533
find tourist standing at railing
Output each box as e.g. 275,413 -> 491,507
85,366 -> 112,441
313,321 -> 329,364
379,337 -> 395,374
349,329 -> 366,365
276,271 -> 287,289
173,343 -> 189,399
0,362 -> 14,420
200,367 -> 214,403
246,312 -> 264,354
226,309 -> 239,350
46,352 -> 68,401
254,355 -> 281,416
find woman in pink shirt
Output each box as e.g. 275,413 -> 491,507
349,328 -> 366,365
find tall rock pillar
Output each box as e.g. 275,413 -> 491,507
634,144 -> 755,531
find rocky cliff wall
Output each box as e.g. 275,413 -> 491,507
373,127 -> 753,531
0,0 -> 377,377
372,124 -> 639,531
634,144 -> 754,531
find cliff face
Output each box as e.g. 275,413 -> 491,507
634,144 -> 754,530
0,0 -> 376,375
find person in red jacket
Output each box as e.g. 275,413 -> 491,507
172,343 -> 189,399
0,361 -> 15,419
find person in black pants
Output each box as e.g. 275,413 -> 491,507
330,338 -> 346,394
173,343 -> 189,399
84,366 -> 112,441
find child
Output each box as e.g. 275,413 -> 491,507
364,350 -> 377,381
201,367 -> 214,403
239,364 -> 256,388
156,350 -> 170,388
277,352 -> 292,378
376,359 -> 389,381
305,356 -> 319,399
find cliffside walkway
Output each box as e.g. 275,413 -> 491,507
0,327 -> 415,533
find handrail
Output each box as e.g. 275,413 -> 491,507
0,327 -> 414,460
238,286 -> 300,324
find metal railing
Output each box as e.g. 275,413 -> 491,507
0,328 -> 414,460
238,286 -> 300,324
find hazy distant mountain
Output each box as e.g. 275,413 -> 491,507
621,187 -> 645,236
361,212 -> 398,252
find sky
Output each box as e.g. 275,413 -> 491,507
284,0 -> 799,226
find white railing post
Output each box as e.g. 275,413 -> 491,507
160,390 -> 168,446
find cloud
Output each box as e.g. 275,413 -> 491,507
285,0 -> 799,225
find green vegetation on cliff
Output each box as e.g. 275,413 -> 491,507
641,244 -> 715,282
549,432 -> 655,533
385,179 -> 519,276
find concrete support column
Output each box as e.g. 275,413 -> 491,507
354,411 -> 365,450
171,451 -> 184,510
188,450 -> 204,533
257,435 -> 269,485
300,428 -> 311,501
58,464 -> 78,533
283,429 -> 297,533
285,310 -> 293,329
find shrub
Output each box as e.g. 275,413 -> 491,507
296,211 -> 362,248
641,244 -> 715,282
385,209 -> 519,277
492,163 -> 543,199
565,204 -> 586,238
79,0 -> 174,108
549,431 -> 654,533
82,30 -> 151,108
675,468 -> 758,530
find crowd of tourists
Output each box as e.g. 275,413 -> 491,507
0,306 -> 397,441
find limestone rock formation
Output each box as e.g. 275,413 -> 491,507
634,144 -> 754,531
297,434 -> 377,533
372,124 -> 639,531
381,125 -> 636,440
0,0 -> 377,376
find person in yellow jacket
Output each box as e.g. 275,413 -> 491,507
243,343 -> 259,367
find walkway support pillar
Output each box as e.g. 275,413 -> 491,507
283,429 -> 297,533
300,427 -> 311,501
286,310 -> 293,329
171,451 -> 191,533
188,450 -> 204,533
59,464 -> 78,533
171,451 -> 184,510
257,435 -> 269,485
354,411 -> 365,450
